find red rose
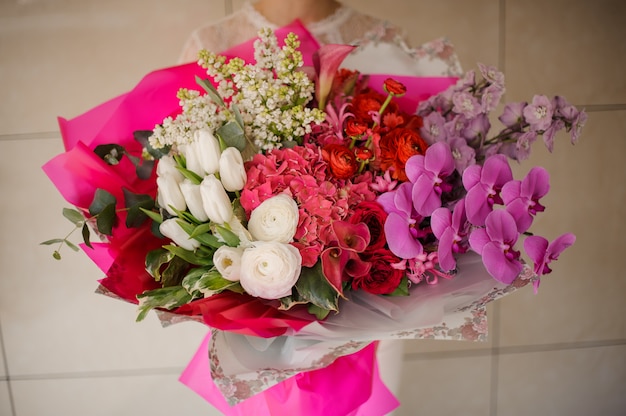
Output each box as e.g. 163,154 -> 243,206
349,201 -> 388,252
351,249 -> 403,295
379,127 -> 428,181
322,144 -> 358,179
383,78 -> 407,96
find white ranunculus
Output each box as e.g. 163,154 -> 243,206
179,179 -> 209,222
200,174 -> 233,224
219,147 -> 247,192
159,218 -> 200,251
213,246 -> 244,282
239,241 -> 302,299
195,129 -> 222,175
247,194 -> 299,243
157,174 -> 186,216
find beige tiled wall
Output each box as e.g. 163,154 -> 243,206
1,1 -> 624,415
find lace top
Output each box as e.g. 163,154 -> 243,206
178,2 -> 462,77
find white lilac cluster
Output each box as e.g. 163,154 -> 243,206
149,89 -> 227,150
198,28 -> 325,151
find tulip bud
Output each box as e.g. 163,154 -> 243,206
156,155 -> 184,183
196,129 -> 222,175
219,147 -> 247,192
159,218 -> 200,251
179,180 -> 209,222
200,174 -> 233,224
157,174 -> 186,216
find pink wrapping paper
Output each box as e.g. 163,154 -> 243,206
180,334 -> 399,416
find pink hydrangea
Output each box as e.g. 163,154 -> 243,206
240,143 -> 377,267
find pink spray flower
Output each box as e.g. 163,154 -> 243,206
469,209 -> 523,284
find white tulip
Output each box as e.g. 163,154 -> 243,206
159,218 -> 200,251
248,194 -> 299,243
179,180 -> 209,222
213,246 -> 244,282
157,174 -> 186,216
219,147 -> 247,192
156,155 -> 184,183
239,241 -> 302,299
200,174 -> 233,224
195,129 -> 222,175
179,143 -> 203,177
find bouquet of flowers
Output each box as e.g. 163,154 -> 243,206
42,21 -> 585,415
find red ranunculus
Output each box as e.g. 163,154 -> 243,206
379,127 -> 428,181
383,78 -> 407,96
349,201 -> 389,252
345,118 -> 368,137
351,249 -> 403,295
322,144 -> 359,179
350,88 -> 398,125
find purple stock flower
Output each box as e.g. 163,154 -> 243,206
569,110 -> 587,144
420,112 -> 448,144
541,119 -> 565,152
523,95 -> 554,132
447,136 -> 476,174
377,182 -> 424,259
515,131 -> 538,160
406,142 -> 456,216
524,233 -> 576,292
481,83 -> 505,113
502,166 -> 550,233
461,113 -> 491,141
462,154 -> 513,226
498,101 -> 527,128
431,202 -> 468,271
478,63 -> 505,86
469,209 -> 523,284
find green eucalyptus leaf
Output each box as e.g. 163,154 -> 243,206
217,121 -> 246,151
231,103 -> 244,129
62,208 -> 85,225
94,144 -> 125,165
40,238 -> 65,246
135,159 -> 155,180
89,189 -> 117,216
81,223 -> 92,248
95,203 -> 117,236
123,189 -> 155,228
295,263 -> 340,313
63,239 -> 80,252
134,130 -> 170,160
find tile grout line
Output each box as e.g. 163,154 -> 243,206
9,366 -> 185,382
0,317 -> 17,416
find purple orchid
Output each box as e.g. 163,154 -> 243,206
405,142 -> 456,217
313,43 -> 356,110
431,201 -> 468,271
502,166 -> 549,233
524,233 -> 576,292
462,154 -> 513,226
377,182 -> 424,259
469,209 -> 523,284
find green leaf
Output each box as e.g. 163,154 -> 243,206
95,203 -> 117,236
217,121 -> 246,151
386,276 -> 410,297
81,223 -> 93,249
139,207 -> 163,224
136,286 -> 193,322
231,103 -> 244,129
53,251 -> 61,260
176,165 -> 203,185
160,256 -> 191,287
195,76 -> 225,107
164,244 -> 213,266
182,268 -> 239,297
215,225 -> 240,247
62,208 -> 84,225
308,303 -> 332,320
295,262 -> 340,313
94,144 -> 125,165
145,248 -> 175,281
89,189 -> 117,216
123,188 -> 155,228
63,239 -> 80,252
40,238 -> 66,246
134,130 -> 170,160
